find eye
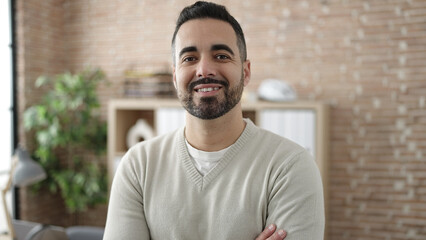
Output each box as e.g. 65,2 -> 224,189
215,54 -> 230,60
182,56 -> 197,63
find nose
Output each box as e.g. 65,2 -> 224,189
196,57 -> 216,78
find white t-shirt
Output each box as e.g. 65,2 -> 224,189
185,139 -> 231,176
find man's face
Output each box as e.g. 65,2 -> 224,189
173,19 -> 250,120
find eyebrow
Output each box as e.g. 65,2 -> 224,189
178,44 -> 235,59
211,44 -> 234,56
179,46 -> 197,59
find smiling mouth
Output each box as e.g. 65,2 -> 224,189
195,87 -> 221,93
189,78 -> 229,93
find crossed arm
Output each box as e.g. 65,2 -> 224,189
104,147 -> 323,239
256,224 -> 287,240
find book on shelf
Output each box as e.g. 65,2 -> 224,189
123,71 -> 176,98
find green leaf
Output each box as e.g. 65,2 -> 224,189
35,76 -> 49,87
36,130 -> 51,147
23,106 -> 38,130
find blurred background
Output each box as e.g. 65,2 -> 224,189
1,0 -> 425,239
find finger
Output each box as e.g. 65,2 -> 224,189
255,224 -> 276,240
267,229 -> 287,240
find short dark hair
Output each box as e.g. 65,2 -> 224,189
171,1 -> 247,64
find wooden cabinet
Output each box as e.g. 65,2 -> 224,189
107,98 -> 329,237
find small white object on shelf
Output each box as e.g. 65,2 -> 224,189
126,119 -> 155,148
258,79 -> 297,102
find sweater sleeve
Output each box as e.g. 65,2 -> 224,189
266,150 -> 325,240
103,151 -> 150,240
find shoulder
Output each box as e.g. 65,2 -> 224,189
247,120 -> 308,159
128,127 -> 182,155
118,128 -> 183,170
242,120 -> 317,176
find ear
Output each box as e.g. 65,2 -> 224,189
243,60 -> 251,87
172,64 -> 177,89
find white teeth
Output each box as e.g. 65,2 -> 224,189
197,87 -> 220,92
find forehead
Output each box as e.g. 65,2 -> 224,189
175,18 -> 238,52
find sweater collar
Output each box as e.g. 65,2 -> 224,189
177,118 -> 257,190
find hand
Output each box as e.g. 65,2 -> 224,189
255,224 -> 287,240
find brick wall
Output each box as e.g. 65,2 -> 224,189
15,0 -> 71,226
17,0 -> 426,238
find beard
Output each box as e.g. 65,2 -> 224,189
177,75 -> 245,120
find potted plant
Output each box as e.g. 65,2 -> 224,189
23,68 -> 108,213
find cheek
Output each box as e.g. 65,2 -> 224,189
175,72 -> 189,91
225,68 -> 244,85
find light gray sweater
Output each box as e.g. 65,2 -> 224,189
104,120 -> 324,239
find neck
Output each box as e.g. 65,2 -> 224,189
184,103 -> 246,152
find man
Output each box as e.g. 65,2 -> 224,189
104,2 -> 324,239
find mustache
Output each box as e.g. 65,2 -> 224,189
188,78 -> 229,91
